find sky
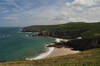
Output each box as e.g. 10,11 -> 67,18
0,0 -> 100,27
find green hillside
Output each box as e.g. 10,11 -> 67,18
0,22 -> 100,66
22,22 -> 100,39
22,22 -> 100,51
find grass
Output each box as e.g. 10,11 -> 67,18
0,48 -> 100,66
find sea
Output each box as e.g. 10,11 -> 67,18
0,27 -> 55,61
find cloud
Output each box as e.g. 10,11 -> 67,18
0,0 -> 100,27
65,0 -> 100,11
3,0 -> 72,26
3,0 -> 65,26
66,0 -> 96,6
53,0 -> 100,23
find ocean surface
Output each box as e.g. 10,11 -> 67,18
0,27 -> 54,61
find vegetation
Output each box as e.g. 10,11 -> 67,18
22,22 -> 100,51
22,22 -> 100,39
0,22 -> 99,66
67,38 -> 100,51
0,48 -> 100,66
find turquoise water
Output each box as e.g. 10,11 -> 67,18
0,27 -> 54,61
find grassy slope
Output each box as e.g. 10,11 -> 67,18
0,48 -> 100,66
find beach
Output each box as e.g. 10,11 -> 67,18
26,47 -> 55,60
46,47 -> 80,58
27,38 -> 80,60
46,38 -> 79,58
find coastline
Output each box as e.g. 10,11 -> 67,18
26,38 -> 80,60
26,47 -> 54,60
46,47 -> 80,58
46,38 -> 80,58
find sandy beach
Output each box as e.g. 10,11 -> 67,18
26,38 -> 80,60
46,38 -> 79,58
46,47 -> 80,58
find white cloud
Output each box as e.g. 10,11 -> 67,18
1,0 -> 100,27
53,0 -> 100,23
66,0 -> 96,6
0,0 -> 68,26
65,0 -> 100,11
4,5 -> 62,26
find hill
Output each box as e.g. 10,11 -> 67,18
0,22 -> 100,66
22,22 -> 100,39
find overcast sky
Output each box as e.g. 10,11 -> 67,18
0,0 -> 100,27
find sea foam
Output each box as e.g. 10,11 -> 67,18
26,47 -> 54,60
